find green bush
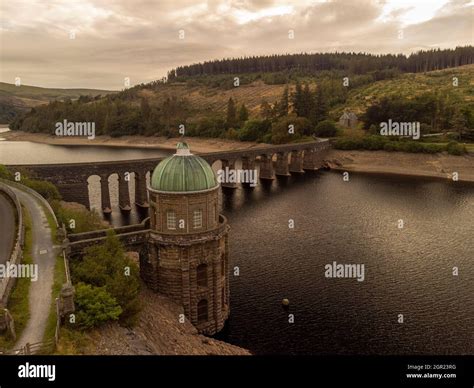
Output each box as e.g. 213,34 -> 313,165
23,178 -> 61,202
0,165 -> 12,180
333,137 -> 363,150
71,231 -> 141,325
402,141 -> 424,153
74,283 -> 122,329
383,142 -> 399,152
53,201 -> 106,233
446,141 -> 466,155
422,143 -> 444,153
314,120 -> 337,137
335,136 -> 448,154
364,136 -> 387,150
239,119 -> 271,142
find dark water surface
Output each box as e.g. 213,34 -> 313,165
1,136 -> 472,355
218,171 -> 474,355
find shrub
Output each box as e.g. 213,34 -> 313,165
333,137 -> 363,150
239,119 -> 271,142
314,120 -> 338,137
23,178 -> 61,202
0,165 -> 12,180
74,283 -> 122,329
402,141 -> 424,153
72,231 -> 141,325
422,144 -> 444,154
446,141 -> 466,155
54,201 -> 106,233
363,136 -> 387,150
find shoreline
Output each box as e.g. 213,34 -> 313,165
325,150 -> 474,183
2,130 -> 473,183
0,130 -> 269,154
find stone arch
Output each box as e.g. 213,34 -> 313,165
133,169 -> 149,208
211,159 -> 223,173
87,174 -> 101,211
107,173 -> 119,209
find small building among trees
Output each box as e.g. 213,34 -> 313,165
339,111 -> 358,128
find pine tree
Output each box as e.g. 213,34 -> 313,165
238,103 -> 249,123
451,109 -> 467,140
301,83 -> 312,118
226,97 -> 237,128
292,81 -> 303,116
310,85 -> 327,125
276,86 -> 289,117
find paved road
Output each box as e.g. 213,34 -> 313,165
11,187 -> 57,349
0,192 -> 16,265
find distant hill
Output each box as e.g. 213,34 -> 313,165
0,82 -> 115,123
9,58 -> 474,143
118,64 -> 474,121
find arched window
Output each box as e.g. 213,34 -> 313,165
222,287 -> 225,307
221,255 -> 225,277
193,209 -> 202,228
197,264 -> 207,287
197,299 -> 208,323
166,211 -> 176,230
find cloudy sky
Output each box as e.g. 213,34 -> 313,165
0,0 -> 472,90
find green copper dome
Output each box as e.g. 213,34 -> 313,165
150,142 -> 218,192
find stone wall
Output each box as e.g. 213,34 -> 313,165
0,182 -> 24,330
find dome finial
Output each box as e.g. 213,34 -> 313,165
175,141 -> 191,156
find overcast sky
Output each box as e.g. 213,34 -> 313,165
0,0 -> 472,90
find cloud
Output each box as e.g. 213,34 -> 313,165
0,0 -> 472,89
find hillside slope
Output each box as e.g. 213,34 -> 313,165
333,64 -> 474,117
0,82 -> 115,123
135,64 -> 474,121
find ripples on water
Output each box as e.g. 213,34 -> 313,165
217,171 -> 474,355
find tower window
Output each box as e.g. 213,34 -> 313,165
167,211 -> 176,230
222,287 -> 225,307
197,299 -> 208,323
193,209 -> 203,229
197,263 -> 208,287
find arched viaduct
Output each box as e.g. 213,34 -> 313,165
6,139 -> 330,213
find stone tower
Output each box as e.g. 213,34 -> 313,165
143,142 -> 230,335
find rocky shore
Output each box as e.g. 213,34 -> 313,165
63,288 -> 250,356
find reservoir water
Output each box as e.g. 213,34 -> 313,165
1,136 -> 473,355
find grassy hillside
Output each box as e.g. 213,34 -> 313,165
132,64 -> 474,122
332,64 -> 474,118
0,82 -> 115,123
135,80 -> 288,121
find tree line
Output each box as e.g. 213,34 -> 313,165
168,47 -> 474,79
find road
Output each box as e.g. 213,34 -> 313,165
11,187 -> 57,349
0,192 -> 16,265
